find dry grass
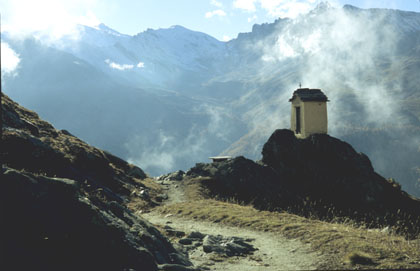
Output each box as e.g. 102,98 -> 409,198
155,199 -> 420,269
127,178 -> 164,211
183,177 -> 213,200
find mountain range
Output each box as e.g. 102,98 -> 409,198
2,2 -> 420,196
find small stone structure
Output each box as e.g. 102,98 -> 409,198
209,156 -> 232,163
289,88 -> 329,138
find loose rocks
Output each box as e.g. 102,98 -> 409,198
202,235 -> 257,257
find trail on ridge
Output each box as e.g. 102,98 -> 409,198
141,179 -> 324,270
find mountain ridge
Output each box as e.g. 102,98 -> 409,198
2,4 -> 420,196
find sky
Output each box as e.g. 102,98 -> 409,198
1,0 -> 420,41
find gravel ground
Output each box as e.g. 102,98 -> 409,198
142,179 -> 324,270
143,213 -> 323,270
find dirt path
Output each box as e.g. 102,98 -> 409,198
143,180 -> 323,270
163,180 -> 186,204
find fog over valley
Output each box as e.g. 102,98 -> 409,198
2,3 -> 420,196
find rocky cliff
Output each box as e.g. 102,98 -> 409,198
0,93 -> 192,270
187,129 -> 420,237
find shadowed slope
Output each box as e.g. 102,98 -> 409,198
0,93 -> 192,270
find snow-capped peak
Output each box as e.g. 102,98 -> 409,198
96,23 -> 125,37
307,1 -> 336,16
315,1 -> 332,10
312,1 -> 333,12
169,25 -> 187,30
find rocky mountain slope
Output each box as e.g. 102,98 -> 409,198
187,129 -> 420,237
2,94 -> 420,270
0,93 -> 193,271
2,3 -> 420,196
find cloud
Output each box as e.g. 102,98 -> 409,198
251,4 -> 403,135
125,102 -> 240,176
76,10 -> 101,29
229,4 -> 411,164
0,0 -> 101,41
137,62 -> 145,68
233,0 -> 257,12
199,104 -> 233,142
222,35 -> 232,41
210,0 -> 223,7
126,131 -> 177,173
205,9 -> 227,18
260,0 -> 313,18
125,127 -> 208,175
105,59 -> 134,70
248,15 -> 258,22
1,42 -> 21,76
233,0 -> 340,19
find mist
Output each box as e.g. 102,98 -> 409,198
2,3 -> 419,195
227,4 -> 420,195
125,102 -> 246,176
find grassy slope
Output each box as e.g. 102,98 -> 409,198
149,177 -> 420,270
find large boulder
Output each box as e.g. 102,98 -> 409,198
262,130 -> 390,210
261,130 -> 420,213
187,156 -> 300,208
1,167 -> 191,270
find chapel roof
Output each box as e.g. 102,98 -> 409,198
289,88 -> 329,102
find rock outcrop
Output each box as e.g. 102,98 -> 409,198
202,235 -> 256,256
1,93 -> 147,197
187,156 -> 297,209
157,170 -> 186,182
187,129 -> 420,236
0,94 -> 192,270
261,129 -> 417,214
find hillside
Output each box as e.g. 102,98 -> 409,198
146,129 -> 420,269
188,130 -> 420,236
2,94 -> 420,270
0,93 -> 193,271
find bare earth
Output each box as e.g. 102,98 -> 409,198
141,180 -> 325,270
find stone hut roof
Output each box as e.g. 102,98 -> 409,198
289,88 -> 329,102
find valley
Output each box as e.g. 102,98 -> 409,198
2,4 -> 420,197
